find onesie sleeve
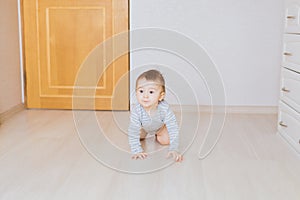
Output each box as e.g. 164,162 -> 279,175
128,105 -> 143,154
163,103 -> 179,152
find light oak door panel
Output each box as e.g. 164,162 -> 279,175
23,0 -> 129,110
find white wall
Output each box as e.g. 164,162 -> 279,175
130,0 -> 284,106
0,0 -> 22,114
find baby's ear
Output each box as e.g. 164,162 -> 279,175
159,92 -> 165,101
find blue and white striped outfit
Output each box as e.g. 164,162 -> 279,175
128,101 -> 179,154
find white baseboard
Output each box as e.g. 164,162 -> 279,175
170,105 -> 278,114
0,104 -> 25,124
224,106 -> 277,114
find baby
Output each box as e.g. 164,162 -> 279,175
128,69 -> 183,162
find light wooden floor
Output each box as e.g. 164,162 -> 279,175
0,109 -> 299,200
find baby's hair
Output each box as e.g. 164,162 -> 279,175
136,69 -> 165,93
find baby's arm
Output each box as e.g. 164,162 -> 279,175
164,106 -> 179,152
164,105 -> 183,162
128,106 -> 144,158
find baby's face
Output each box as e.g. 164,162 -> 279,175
136,78 -> 165,111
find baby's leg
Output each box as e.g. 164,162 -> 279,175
140,128 -> 147,141
156,125 -> 170,145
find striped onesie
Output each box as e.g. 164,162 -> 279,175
128,101 -> 179,154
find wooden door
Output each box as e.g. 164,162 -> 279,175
22,0 -> 129,110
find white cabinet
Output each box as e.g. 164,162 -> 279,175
278,1 -> 300,154
278,102 -> 300,153
282,34 -> 300,72
280,67 -> 300,112
284,3 -> 300,33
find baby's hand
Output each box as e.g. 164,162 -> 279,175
132,152 -> 148,160
167,151 -> 183,162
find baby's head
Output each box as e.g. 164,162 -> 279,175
136,69 -> 165,93
136,70 -> 166,110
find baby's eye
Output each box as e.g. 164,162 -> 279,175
139,89 -> 144,93
149,90 -> 154,94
